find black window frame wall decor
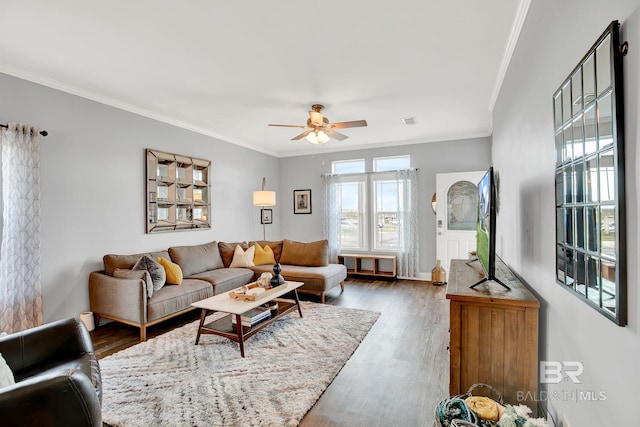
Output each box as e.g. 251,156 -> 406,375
553,20 -> 627,325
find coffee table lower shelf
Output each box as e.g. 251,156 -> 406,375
194,298 -> 302,357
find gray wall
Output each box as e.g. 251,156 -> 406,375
492,0 -> 639,425
0,72 -> 280,322
0,70 -> 491,322
278,138 -> 491,275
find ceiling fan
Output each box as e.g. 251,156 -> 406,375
268,104 -> 367,144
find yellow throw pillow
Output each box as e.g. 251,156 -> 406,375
253,243 -> 276,265
157,257 -> 183,285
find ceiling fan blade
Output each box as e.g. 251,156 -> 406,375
330,120 -> 368,129
268,124 -> 308,128
326,129 -> 348,141
291,130 -> 311,140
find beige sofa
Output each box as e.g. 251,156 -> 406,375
88,239 -> 346,340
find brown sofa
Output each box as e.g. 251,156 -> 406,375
89,239 -> 346,340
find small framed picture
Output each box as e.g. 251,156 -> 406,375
261,208 -> 272,224
293,189 -> 312,214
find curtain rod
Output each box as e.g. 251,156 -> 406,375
321,168 -> 419,177
0,123 -> 48,137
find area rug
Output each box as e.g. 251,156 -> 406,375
100,301 -> 380,427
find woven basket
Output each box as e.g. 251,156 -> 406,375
434,383 -> 504,427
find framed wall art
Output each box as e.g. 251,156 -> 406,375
293,189 -> 312,214
261,208 -> 273,224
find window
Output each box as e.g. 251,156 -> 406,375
372,156 -> 410,250
331,159 -> 367,250
339,175 -> 367,250
373,155 -> 410,172
332,156 -> 410,252
447,181 -> 478,231
372,173 -> 401,250
333,159 -> 365,174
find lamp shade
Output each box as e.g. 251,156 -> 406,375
253,190 -> 276,206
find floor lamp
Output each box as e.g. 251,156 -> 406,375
253,177 -> 276,240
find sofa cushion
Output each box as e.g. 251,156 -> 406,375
113,268 -> 154,299
157,257 -> 183,285
189,268 -> 254,295
279,239 -> 329,267
252,243 -> 276,265
229,245 -> 255,268
103,250 -> 170,276
280,264 -> 346,292
146,279 -> 213,322
218,242 -> 248,268
250,263 -> 347,292
249,240 -> 283,263
133,254 -> 166,291
168,241 -> 224,277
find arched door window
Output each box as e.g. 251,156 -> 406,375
447,181 -> 477,230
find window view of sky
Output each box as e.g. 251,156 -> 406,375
336,156 -> 410,211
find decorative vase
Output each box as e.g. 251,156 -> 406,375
432,260 -> 446,286
270,263 -> 285,287
263,301 -> 279,316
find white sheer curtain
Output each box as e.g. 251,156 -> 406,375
395,169 -> 420,278
321,174 -> 341,263
0,122 -> 43,333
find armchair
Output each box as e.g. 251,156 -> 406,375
0,317 -> 102,427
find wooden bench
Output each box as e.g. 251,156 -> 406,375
337,253 -> 397,278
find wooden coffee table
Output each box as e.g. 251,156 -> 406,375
191,281 -> 304,357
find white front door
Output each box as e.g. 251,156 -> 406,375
435,171 -> 486,275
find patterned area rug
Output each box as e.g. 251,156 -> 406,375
100,301 -> 380,426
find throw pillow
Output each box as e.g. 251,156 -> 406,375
218,241 -> 249,267
253,243 -> 276,265
279,239 -> 329,266
0,353 -> 15,390
103,250 -> 171,277
113,268 -> 154,299
168,241 -> 224,277
229,245 -> 256,268
133,254 -> 166,291
250,240 -> 283,263
157,257 -> 183,285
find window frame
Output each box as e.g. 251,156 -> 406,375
332,155 -> 411,253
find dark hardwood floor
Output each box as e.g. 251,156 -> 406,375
90,278 -> 450,426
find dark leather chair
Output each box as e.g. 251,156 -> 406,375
0,317 -> 102,427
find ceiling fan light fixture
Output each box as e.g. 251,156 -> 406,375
306,132 -> 319,144
310,110 -> 324,126
318,131 -> 330,143
269,104 -> 367,144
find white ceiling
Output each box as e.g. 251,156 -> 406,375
0,1 -> 529,157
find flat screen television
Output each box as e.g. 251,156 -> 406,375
471,167 -> 510,290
